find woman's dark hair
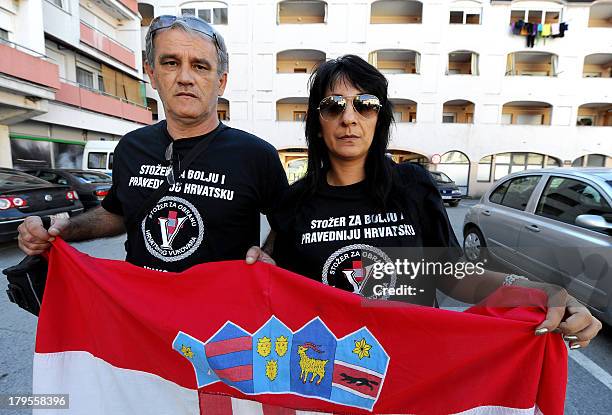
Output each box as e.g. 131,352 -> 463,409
300,54 -> 395,208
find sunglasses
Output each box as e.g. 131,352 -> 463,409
148,15 -> 224,52
317,94 -> 382,122
165,142 -> 181,186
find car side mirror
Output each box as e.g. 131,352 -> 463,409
575,214 -> 612,233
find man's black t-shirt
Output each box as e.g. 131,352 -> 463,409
102,121 -> 288,272
270,163 -> 462,306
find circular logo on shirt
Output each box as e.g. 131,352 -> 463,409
141,196 -> 204,262
321,244 -> 397,300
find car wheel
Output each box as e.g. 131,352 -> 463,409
449,200 -> 459,207
464,227 -> 487,263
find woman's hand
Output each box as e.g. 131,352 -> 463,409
518,280 -> 603,349
245,246 -> 276,266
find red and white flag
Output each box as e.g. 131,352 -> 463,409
33,239 -> 567,414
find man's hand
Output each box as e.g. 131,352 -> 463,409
524,281 -> 603,349
245,246 -> 276,266
17,216 -> 70,256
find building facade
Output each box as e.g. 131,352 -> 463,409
2,0 -> 611,196
0,0 -> 151,172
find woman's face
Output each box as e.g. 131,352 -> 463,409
319,78 -> 378,164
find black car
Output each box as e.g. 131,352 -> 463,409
429,171 -> 462,207
26,169 -> 112,210
0,168 -> 84,243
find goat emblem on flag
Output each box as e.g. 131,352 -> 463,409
173,316 -> 390,411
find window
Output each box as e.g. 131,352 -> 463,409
182,3 -> 228,25
37,172 -> 69,185
0,28 -> 8,42
213,7 -> 228,24
577,116 -> 595,126
293,111 -> 306,121
450,11 -> 463,24
51,0 -> 63,8
293,68 -> 307,73
198,9 -> 211,22
501,113 -> 512,125
516,114 -> 543,125
478,156 -> 492,182
526,10 -> 542,24
76,67 -> 94,89
536,177 -> 612,229
449,9 -> 481,24
217,110 -> 228,120
88,152 -> 107,170
97,75 -> 105,93
442,113 -> 456,123
490,176 -> 541,211
108,153 -> 114,170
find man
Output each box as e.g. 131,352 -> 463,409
18,15 -> 286,271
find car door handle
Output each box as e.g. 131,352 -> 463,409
481,210 -> 492,216
525,224 -> 541,233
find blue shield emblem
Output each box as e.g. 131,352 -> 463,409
173,331 -> 219,387
290,318 -> 336,399
205,322 -> 254,393
331,327 -> 389,410
252,316 -> 293,393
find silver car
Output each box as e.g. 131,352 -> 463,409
463,168 -> 612,324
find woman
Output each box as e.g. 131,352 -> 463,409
267,55 -> 601,348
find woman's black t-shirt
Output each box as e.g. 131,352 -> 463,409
269,163 -> 462,306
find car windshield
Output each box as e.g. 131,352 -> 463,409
0,171 -> 49,189
430,172 -> 453,183
72,171 -> 112,183
607,180 -> 612,190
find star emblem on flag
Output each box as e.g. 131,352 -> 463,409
352,338 -> 372,360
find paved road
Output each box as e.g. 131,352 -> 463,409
1,202 -> 611,414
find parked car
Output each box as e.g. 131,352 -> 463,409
429,171 -> 462,207
463,168 -> 612,324
0,168 -> 84,243
26,169 -> 112,210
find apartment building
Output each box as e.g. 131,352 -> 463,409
0,0 -> 151,172
3,0 -> 610,196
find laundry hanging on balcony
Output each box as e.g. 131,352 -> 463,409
510,20 -> 569,48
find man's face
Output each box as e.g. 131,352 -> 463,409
145,28 -> 227,126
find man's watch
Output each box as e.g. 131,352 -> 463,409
503,274 -> 529,286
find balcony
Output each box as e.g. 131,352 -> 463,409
118,0 -> 138,15
447,51 -> 478,75
277,49 -> 325,74
588,2 -> 612,28
0,40 -> 60,90
370,0 -> 422,24
577,103 -> 612,126
276,98 -> 308,121
369,49 -> 420,74
501,101 -> 552,126
277,0 -> 327,24
80,21 -> 136,69
390,99 -> 417,123
442,100 -> 475,124
55,79 -> 152,125
506,52 -> 557,77
583,53 -> 612,78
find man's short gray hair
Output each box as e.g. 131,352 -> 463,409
145,20 -> 228,75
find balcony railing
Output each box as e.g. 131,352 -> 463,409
0,39 -> 60,89
80,21 -> 136,69
55,78 -> 151,125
